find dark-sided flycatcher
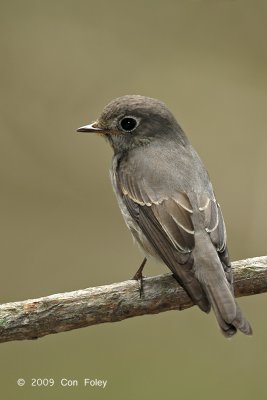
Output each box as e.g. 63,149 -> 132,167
77,95 -> 252,337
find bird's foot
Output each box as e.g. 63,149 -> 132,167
132,258 -> 147,298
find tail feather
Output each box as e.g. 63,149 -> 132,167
210,300 -> 237,337
193,232 -> 252,337
232,304 -> 253,335
172,270 -> 211,313
205,278 -> 252,337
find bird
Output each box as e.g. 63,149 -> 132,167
77,94 -> 252,337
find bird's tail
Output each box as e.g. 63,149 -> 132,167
205,276 -> 252,337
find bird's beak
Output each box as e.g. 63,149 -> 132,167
77,121 -> 103,133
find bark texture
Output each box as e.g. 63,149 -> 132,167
0,256 -> 266,343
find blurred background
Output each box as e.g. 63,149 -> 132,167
1,0 -> 266,399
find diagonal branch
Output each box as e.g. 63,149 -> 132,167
0,256 -> 266,343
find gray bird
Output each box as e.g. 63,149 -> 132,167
77,95 -> 252,337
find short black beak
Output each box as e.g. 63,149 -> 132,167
77,122 -> 103,133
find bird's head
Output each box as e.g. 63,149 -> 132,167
77,95 -> 187,153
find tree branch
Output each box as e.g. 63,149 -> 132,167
0,256 -> 266,343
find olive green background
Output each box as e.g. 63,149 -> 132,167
1,1 -> 266,399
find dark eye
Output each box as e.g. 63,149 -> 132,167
119,117 -> 138,132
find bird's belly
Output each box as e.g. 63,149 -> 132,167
117,189 -> 160,260
128,217 -> 161,260
110,165 -> 160,261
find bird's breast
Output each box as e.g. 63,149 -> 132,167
110,154 -> 160,260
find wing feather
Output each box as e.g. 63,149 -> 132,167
118,168 -> 210,312
198,194 -> 231,285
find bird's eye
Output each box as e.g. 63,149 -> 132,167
119,117 -> 138,132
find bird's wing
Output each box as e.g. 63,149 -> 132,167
198,193 -> 232,287
116,167 -> 211,312
116,158 -> 253,336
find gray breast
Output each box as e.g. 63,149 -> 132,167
110,155 -> 160,260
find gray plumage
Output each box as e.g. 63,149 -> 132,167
77,95 -> 252,337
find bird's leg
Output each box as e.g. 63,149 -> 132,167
132,257 -> 147,280
132,257 -> 147,298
